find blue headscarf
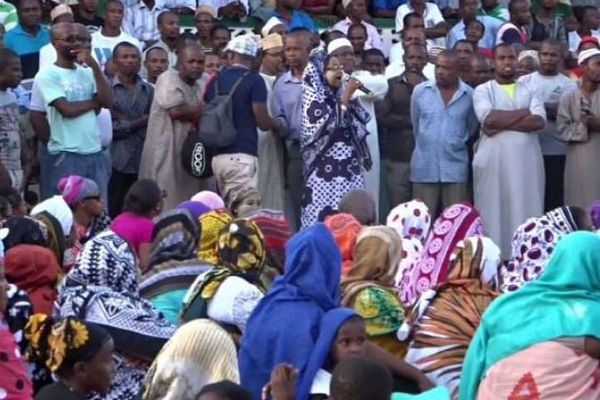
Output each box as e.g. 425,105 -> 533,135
239,224 -> 341,400
303,308 -> 359,395
459,232 -> 600,399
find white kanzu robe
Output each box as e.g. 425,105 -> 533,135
472,79 -> 546,257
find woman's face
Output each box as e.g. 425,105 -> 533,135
325,56 -> 344,89
236,194 -> 261,218
517,57 -> 538,77
331,318 -> 367,365
81,339 -> 116,396
81,196 -> 103,218
465,21 -> 484,42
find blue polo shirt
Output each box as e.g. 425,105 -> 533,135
272,10 -> 317,33
4,24 -> 50,78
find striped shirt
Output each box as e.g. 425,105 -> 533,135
123,0 -> 166,43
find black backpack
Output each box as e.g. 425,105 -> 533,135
197,70 -> 251,148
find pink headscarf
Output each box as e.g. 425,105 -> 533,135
58,175 -> 99,207
400,203 -> 483,305
191,191 -> 225,210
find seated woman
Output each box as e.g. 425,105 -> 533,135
338,189 -> 377,226
500,206 -> 592,292
399,237 -> 501,398
181,219 -> 266,338
31,195 -> 75,269
460,232 -> 600,399
140,209 -> 212,324
401,203 -> 483,306
196,209 -> 233,265
324,213 -> 362,276
142,319 -> 240,400
58,175 -> 109,272
26,315 -> 114,400
341,226 -> 405,358
386,200 -> 432,289
3,217 -> 61,315
56,230 -> 175,400
111,179 -> 164,272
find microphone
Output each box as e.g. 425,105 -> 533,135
344,75 -> 372,95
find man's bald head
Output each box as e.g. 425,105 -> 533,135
51,21 -> 73,41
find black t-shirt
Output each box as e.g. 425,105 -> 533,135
35,383 -> 86,400
73,11 -> 104,32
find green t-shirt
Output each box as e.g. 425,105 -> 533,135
37,64 -> 101,155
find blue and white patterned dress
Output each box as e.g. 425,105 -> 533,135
300,55 -> 372,228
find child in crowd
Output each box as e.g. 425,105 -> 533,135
26,315 -> 115,400
199,380 -> 252,400
111,179 -> 164,271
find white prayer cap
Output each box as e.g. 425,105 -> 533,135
195,5 -> 217,18
261,33 -> 283,51
342,0 -> 354,8
261,16 -> 285,38
225,34 -> 260,57
578,48 -> 600,66
327,38 -> 353,55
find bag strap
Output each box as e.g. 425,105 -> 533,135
220,70 -> 251,98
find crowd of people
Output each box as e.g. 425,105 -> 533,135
1,0 -> 600,398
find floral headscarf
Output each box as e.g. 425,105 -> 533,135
197,209 -> 233,265
499,206 -> 579,293
400,203 -> 483,305
324,213 -> 362,276
341,226 -> 402,306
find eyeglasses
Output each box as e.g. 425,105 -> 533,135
83,195 -> 101,201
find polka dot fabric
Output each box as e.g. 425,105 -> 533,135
0,319 -> 32,399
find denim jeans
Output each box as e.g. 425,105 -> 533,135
44,150 -> 109,203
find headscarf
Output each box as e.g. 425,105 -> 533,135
400,237 -> 501,397
499,206 -> 580,293
148,209 -> 200,269
32,211 -> 66,267
187,219 -> 266,303
57,175 -> 100,208
25,314 -> 111,374
5,245 -> 61,315
301,53 -> 372,179
176,201 -> 210,220
30,195 -> 74,236
197,209 -> 233,264
2,216 -> 47,251
341,226 -> 402,306
141,210 -> 209,302
459,232 -> 600,400
249,209 -> 293,273
65,230 -> 139,294
339,189 -> 377,226
191,191 -> 225,210
303,308 -> 360,395
324,213 -> 362,276
239,224 -> 341,400
0,315 -> 33,400
143,319 -> 240,400
386,200 -> 432,243
401,203 -> 483,306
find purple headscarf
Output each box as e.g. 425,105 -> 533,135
590,201 -> 600,230
176,201 -> 211,220
57,175 -> 100,208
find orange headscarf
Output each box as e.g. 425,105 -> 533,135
324,213 -> 362,276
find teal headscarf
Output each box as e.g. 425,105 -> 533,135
459,231 -> 600,400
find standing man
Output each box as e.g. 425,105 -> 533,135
447,0 -> 501,49
4,0 -> 50,79
273,29 -> 311,230
146,10 -> 179,68
92,0 -> 141,71
73,0 -> 104,32
108,42 -> 153,216
496,0 -> 531,46
386,27 -> 435,80
123,0 -> 166,48
454,39 -> 476,81
558,48 -> 600,210
395,0 -> 449,49
333,0 -> 383,51
36,22 -> 113,201
379,44 -> 428,207
143,46 -> 168,84
328,37 -> 388,215
194,4 -> 215,51
473,43 -> 546,256
521,39 -> 576,211
348,23 -> 368,62
207,35 -> 280,207
257,33 -> 285,211
466,53 -> 493,88
410,50 -> 477,217
271,0 -> 316,34
0,48 -> 23,190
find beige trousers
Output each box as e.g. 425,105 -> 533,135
212,153 -> 259,207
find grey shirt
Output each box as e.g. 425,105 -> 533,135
273,70 -> 303,142
111,75 -> 154,174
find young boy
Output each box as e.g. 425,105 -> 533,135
0,48 -> 23,191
